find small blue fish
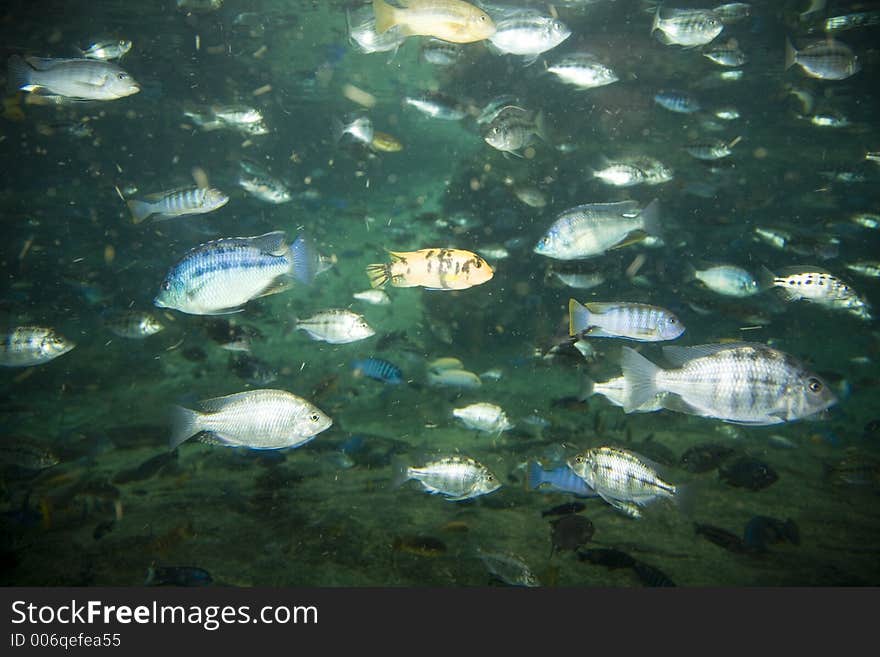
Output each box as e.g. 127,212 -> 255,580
654,90 -> 701,114
352,357 -> 403,384
527,461 -> 598,498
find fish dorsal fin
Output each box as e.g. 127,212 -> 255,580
250,231 -> 289,256
773,265 -> 833,277
661,343 -> 752,367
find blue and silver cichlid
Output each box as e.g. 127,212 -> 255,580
154,231 -> 317,315
569,299 -> 685,342
352,357 -> 403,384
527,461 -> 598,498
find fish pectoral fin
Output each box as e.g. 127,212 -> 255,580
582,327 -> 615,338
195,432 -> 233,446
253,277 -> 294,299
656,393 -> 703,417
724,417 -> 784,426
610,230 -> 647,250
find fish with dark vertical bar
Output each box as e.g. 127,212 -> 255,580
126,186 -> 229,223
0,327 -> 75,367
620,343 -> 838,425
567,446 -> 678,518
766,266 -> 872,321
651,7 -> 724,47
785,38 -> 860,80
568,299 -> 685,342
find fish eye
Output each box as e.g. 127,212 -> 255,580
310,413 -> 320,422
117,72 -> 128,80
574,455 -> 584,463
162,280 -> 172,291
474,260 -> 482,268
808,378 -> 823,393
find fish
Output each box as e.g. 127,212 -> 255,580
686,264 -> 762,297
477,549 -> 540,587
333,116 -> 374,145
569,299 -> 685,342
0,442 -> 60,472
581,376 -> 666,413
0,326 -> 75,367
567,446 -> 678,519
347,6 -> 407,54
154,231 -> 316,315
237,161 -> 292,204
694,523 -> 747,553
488,14 -> 571,59
620,343 -> 838,425
541,502 -> 587,517
372,0 -> 496,44
534,199 -> 661,260
421,38 -> 463,66
719,456 -> 778,490
77,39 -> 132,61
702,41 -> 747,67
766,266 -> 872,321
546,52 -> 618,90
452,402 -> 513,434
392,455 -> 501,501
392,535 -> 447,557
654,90 -> 701,114
512,185 -> 547,208
230,353 -> 277,386
651,7 -> 724,47
684,138 -> 737,160
824,11 -> 880,33
632,560 -> 676,587
112,451 -> 178,485
366,248 -> 493,290
184,105 -> 268,136
679,443 -> 736,473
483,105 -> 546,157
353,289 -> 391,306
526,461 -> 597,498
7,55 -> 140,100
105,310 -> 165,339
712,2 -> 751,24
404,92 -> 467,120
550,515 -> 595,555
426,368 -> 482,388
577,548 -> 636,569
295,309 -> 376,344
352,357 -> 403,384
126,187 -> 229,224
785,38 -> 859,80
370,131 -> 404,152
845,262 -> 880,279
170,389 -> 332,450
551,271 -> 605,290
592,163 -> 646,188
743,516 -> 799,551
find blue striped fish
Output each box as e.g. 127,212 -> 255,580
351,357 -> 403,384
154,231 -> 316,315
527,461 -> 598,498
569,299 -> 684,342
126,186 -> 229,224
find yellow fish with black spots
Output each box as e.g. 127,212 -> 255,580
366,248 -> 493,290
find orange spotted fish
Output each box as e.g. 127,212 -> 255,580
366,248 -> 493,290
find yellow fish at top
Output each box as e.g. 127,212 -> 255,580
372,0 -> 496,44
366,248 -> 494,290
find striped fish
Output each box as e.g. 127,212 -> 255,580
567,446 -> 677,518
351,357 -> 403,384
126,186 -> 229,224
526,461 -> 598,498
366,248 -> 493,290
651,7 -> 723,47
620,343 -> 838,425
154,231 -> 316,315
0,326 -> 75,367
569,299 -> 684,342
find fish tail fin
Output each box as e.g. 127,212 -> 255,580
683,262 -> 698,283
288,233 -> 319,285
672,482 -> 697,517
7,55 -> 32,93
757,265 -> 777,292
651,3 -> 663,35
620,347 -> 661,412
366,263 -> 390,288
169,406 -> 202,450
568,298 -> 592,336
126,199 -> 154,224
373,0 -> 399,34
390,456 -> 411,489
578,376 -> 595,402
534,109 -> 551,143
526,461 -> 545,490
639,198 -> 662,238
784,38 -> 797,71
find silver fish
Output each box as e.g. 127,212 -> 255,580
393,455 -> 501,502
105,310 -> 164,338
453,402 -> 514,434
569,299 -> 685,342
477,549 -> 540,587
534,199 -> 661,260
488,14 -> 571,58
712,3 -> 751,24
0,327 -> 75,367
568,446 -> 677,519
702,42 -> 747,66
592,163 -> 646,187
551,270 -> 606,290
404,92 -> 467,120
421,38 -> 463,65
237,161 -> 292,204
333,116 -> 374,145
684,138 -> 737,160
620,343 -> 838,425
785,38 -> 859,80
845,262 -> 880,279
652,7 -> 724,47
78,39 -> 132,61
687,264 -> 761,297
126,186 -> 229,224
7,55 -> 140,100
484,105 -> 545,156
583,375 -> 666,413
295,309 -> 375,344
170,389 -> 331,450
546,52 -> 618,90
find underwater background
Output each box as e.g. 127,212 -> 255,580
1,0 -> 879,586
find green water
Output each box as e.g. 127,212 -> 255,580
1,0 -> 879,586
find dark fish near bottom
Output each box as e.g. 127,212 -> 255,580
577,548 -> 636,569
541,502 -> 587,517
743,516 -> 800,552
695,522 -> 747,553
145,565 -> 213,586
550,515 -> 594,555
632,560 -> 675,587
112,451 -> 178,485
719,457 -> 778,491
392,535 -> 447,557
680,443 -> 736,473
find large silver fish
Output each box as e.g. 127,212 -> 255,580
785,38 -> 859,80
534,199 -> 661,260
568,446 -> 677,518
170,389 -> 332,450
7,55 -> 140,100
620,343 -> 837,425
